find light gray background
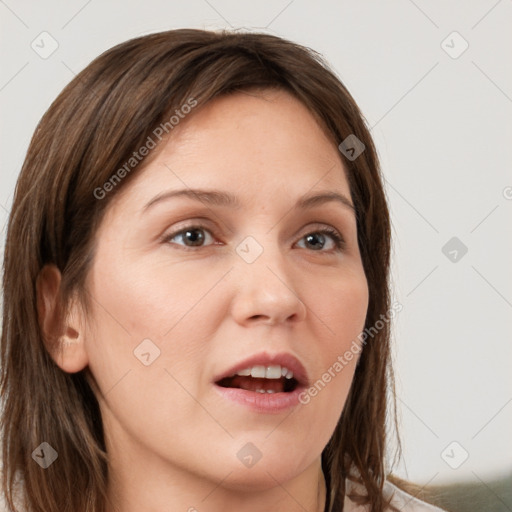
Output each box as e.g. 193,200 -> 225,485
1,0 -> 511,488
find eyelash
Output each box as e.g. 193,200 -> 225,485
161,224 -> 346,253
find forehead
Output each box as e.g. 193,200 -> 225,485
113,88 -> 351,210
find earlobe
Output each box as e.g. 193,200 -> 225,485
36,264 -> 89,373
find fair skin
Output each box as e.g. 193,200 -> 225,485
38,89 -> 369,511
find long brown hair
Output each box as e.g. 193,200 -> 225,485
1,29 -> 398,511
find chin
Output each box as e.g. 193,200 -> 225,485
220,464 -> 305,492
208,449 -> 315,493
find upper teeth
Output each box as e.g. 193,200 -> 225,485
235,365 -> 294,380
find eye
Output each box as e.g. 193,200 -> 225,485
163,225 -> 215,248
162,224 -> 345,252
296,227 -> 345,252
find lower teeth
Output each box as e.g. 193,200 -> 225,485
256,389 -> 275,393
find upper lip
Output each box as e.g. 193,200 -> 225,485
213,351 -> 309,387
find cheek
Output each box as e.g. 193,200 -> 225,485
83,253 -> 224,458
82,247 -> 225,420
86,244 -> 224,346
313,267 -> 369,347
298,268 -> 368,421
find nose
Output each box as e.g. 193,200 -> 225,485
230,241 -> 307,327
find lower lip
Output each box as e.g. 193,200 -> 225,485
213,385 -> 304,413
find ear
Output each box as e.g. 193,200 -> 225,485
36,264 -> 89,373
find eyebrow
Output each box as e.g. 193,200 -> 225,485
143,188 -> 356,214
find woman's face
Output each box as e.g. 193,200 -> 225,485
81,88 -> 369,491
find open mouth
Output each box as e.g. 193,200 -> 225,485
215,364 -> 300,394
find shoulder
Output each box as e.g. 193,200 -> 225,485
382,479 -> 447,511
0,469 -> 26,512
340,478 -> 447,512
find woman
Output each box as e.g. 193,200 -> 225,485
0,29 -> 446,511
